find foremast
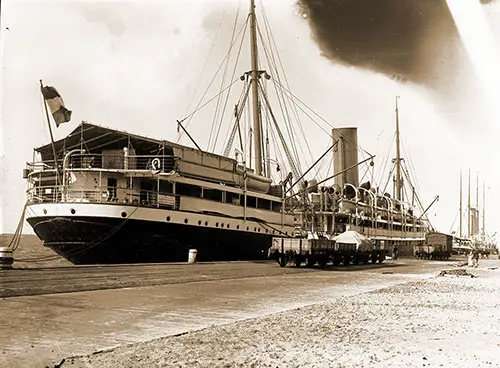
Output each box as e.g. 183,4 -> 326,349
249,0 -> 263,177
394,96 -> 403,201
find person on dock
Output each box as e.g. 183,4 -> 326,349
392,246 -> 398,261
472,249 -> 480,268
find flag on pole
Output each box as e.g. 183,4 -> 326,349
41,85 -> 72,127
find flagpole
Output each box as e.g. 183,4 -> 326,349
40,79 -> 60,184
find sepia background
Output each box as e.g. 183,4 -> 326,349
1,0 -> 499,241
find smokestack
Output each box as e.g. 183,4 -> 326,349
332,127 -> 359,189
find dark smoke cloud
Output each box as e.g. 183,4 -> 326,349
296,0 -> 464,88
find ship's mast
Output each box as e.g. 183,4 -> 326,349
249,0 -> 263,176
459,170 -> 462,241
476,173 -> 479,238
482,180 -> 486,240
394,96 -> 403,201
467,169 -> 471,238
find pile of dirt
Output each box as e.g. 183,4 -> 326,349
438,269 -> 476,278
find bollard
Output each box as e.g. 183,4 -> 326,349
0,247 -> 14,270
188,249 -> 198,264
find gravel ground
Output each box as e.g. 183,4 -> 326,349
60,262 -> 500,368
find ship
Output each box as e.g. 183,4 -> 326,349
452,170 -> 498,255
23,1 -> 431,264
23,0 -> 299,264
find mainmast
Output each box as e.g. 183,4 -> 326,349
482,180 -> 486,240
394,96 -> 403,201
467,169 -> 471,238
249,0 -> 263,176
459,171 -> 462,240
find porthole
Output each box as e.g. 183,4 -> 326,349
258,228 -> 260,232
205,221 -> 208,226
166,216 -> 171,222
198,220 -> 202,225
70,208 -> 76,215
236,225 -> 240,230
227,224 -> 230,228
43,209 -> 47,215
121,211 -> 127,218
216,222 -> 219,227
265,229 -> 268,233
246,226 -> 249,231
184,218 -> 188,224
221,223 -> 224,228
254,227 -> 257,232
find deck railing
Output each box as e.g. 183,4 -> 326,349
27,185 -> 179,209
26,154 -> 177,174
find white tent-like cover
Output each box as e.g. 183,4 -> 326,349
332,230 -> 373,252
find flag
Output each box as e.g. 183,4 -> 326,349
41,85 -> 72,127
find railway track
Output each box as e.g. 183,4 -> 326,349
0,261 -> 313,298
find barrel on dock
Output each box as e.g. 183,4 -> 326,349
188,249 -> 198,264
0,247 -> 14,269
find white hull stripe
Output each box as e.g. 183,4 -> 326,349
26,203 -> 295,237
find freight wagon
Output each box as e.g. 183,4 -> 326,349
270,230 -> 387,268
414,232 -> 452,260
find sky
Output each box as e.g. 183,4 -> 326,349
1,0 -> 499,242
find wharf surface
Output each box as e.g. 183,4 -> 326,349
0,258 -> 473,367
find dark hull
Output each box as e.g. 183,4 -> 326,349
27,216 -> 272,264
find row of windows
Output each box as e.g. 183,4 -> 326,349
157,181 -> 282,212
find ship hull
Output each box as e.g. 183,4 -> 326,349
25,203 -> 289,264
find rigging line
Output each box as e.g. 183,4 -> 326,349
381,161 -> 396,195
271,80 -> 372,168
375,134 -> 394,189
177,78 -> 241,125
285,142 -> 336,194
254,15 -> 303,173
376,132 -> 396,186
286,155 -> 375,200
268,118 -> 288,187
270,78 -> 373,158
184,9 -> 227,118
207,11 -> 230,151
209,7 -> 238,151
259,8 -> 317,175
258,80 -> 301,181
177,15 -> 250,142
359,162 -> 371,184
212,4 -> 247,153
315,141 -> 334,177
259,6 -> 305,158
449,209 -> 460,234
401,139 -> 423,199
223,80 -> 252,157
258,35 -> 306,177
270,80 -> 331,138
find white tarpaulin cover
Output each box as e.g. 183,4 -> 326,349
332,230 -> 373,251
